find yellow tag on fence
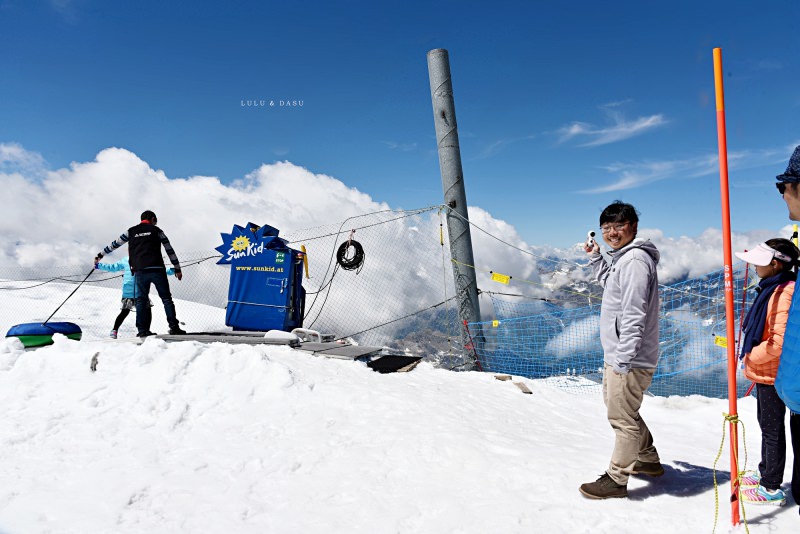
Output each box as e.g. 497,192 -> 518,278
491,272 -> 510,285
492,320 -> 499,328
714,336 -> 727,348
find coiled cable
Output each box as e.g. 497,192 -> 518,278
336,240 -> 365,272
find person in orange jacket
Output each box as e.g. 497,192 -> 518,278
736,238 -> 799,505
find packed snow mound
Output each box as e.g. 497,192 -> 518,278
0,336 -> 795,533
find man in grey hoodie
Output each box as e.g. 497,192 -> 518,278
579,201 -> 663,499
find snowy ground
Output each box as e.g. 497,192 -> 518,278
0,287 -> 798,533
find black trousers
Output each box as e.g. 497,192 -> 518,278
134,269 -> 179,334
112,308 -> 131,331
756,383 -> 786,491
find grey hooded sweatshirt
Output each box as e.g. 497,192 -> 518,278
589,238 -> 660,374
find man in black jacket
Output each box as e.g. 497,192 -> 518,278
96,210 -> 185,337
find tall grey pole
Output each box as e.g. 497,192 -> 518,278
427,48 -> 482,370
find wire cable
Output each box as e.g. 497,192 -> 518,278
443,205 -> 586,269
337,296 -> 459,341
284,206 -> 440,245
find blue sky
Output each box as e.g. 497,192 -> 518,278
1,0 -> 798,248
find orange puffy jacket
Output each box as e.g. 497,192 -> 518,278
743,281 -> 795,384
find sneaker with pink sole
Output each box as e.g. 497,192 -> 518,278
741,485 -> 785,506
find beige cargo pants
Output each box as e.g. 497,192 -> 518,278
602,363 -> 660,485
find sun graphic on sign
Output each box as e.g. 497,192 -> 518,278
231,236 -> 250,252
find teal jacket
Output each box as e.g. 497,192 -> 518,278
96,256 -> 174,299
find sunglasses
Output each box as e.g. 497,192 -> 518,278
777,182 -> 787,195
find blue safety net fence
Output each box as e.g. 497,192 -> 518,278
471,263 -> 757,398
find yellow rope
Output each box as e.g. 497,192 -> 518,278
711,412 -> 749,534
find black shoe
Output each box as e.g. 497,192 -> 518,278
631,460 -> 665,477
579,473 -> 628,499
168,327 -> 186,335
138,331 -> 157,338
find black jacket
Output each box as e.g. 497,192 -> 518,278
127,222 -> 169,272
100,221 -> 182,274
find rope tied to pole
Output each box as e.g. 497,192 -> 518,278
712,412 -> 749,534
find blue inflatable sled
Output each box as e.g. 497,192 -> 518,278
6,322 -> 82,348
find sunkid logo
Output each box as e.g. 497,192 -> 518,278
226,241 -> 266,261
215,222 -> 287,267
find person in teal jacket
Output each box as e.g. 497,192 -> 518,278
95,256 -> 174,338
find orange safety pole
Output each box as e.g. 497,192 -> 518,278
713,47 -> 740,526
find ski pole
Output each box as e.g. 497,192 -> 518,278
42,266 -> 95,325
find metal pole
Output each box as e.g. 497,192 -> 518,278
427,48 -> 482,370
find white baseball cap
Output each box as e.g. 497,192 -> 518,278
735,242 -> 792,266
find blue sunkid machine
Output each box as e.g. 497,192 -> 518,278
216,222 -> 305,332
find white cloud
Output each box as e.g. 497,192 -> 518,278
583,157 -> 708,193
0,144 -> 388,271
0,142 -> 790,338
556,103 -> 666,147
474,135 -> 536,159
0,142 -> 48,179
582,144 -> 800,193
465,207 -> 543,300
466,212 -> 787,308
544,314 -> 600,357
638,225 -> 795,283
